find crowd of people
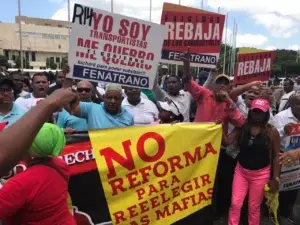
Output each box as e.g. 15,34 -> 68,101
0,50 -> 300,225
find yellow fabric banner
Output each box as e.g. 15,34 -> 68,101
90,123 -> 222,225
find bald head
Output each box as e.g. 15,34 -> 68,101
77,80 -> 93,89
76,80 -> 93,102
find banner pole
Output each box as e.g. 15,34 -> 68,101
18,0 -> 23,71
223,12 -> 228,74
111,0 -> 114,13
68,0 -> 71,37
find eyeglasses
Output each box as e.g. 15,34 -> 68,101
77,88 -> 91,93
0,88 -> 13,94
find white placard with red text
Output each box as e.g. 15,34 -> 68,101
68,3 -> 166,89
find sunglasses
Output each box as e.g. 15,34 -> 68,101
77,88 -> 91,93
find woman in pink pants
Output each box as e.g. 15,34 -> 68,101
222,99 -> 281,225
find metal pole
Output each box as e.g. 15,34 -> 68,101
68,0 -> 71,37
18,0 -> 23,71
111,0 -> 114,12
201,0 -> 204,9
218,7 -> 220,13
232,23 -> 238,76
179,0 -> 180,5
223,13 -> 228,74
150,0 -> 152,21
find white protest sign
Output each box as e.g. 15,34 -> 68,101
68,4 -> 166,89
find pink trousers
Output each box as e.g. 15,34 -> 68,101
228,163 -> 270,225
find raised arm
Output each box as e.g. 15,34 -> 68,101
181,47 -> 209,100
0,89 -> 77,176
152,67 -> 167,101
229,81 -> 262,102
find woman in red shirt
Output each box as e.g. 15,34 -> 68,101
0,123 -> 76,225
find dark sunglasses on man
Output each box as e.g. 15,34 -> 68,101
77,88 -> 91,93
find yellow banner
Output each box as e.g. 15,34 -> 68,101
239,47 -> 272,54
90,123 -> 222,225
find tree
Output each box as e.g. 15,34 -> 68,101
0,55 -> 10,68
61,56 -> 68,69
14,56 -> 30,69
46,57 -> 57,70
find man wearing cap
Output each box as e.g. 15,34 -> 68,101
0,75 -> 27,128
67,83 -> 134,129
181,50 -> 245,131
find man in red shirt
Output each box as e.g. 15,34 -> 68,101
181,49 -> 245,131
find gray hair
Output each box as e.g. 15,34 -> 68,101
105,83 -> 122,94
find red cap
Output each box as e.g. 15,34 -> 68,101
251,99 -> 270,112
0,122 -> 8,132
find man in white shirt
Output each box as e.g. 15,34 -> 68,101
274,94 -> 300,224
122,87 -> 158,125
278,78 -> 295,112
15,73 -> 49,110
153,75 -> 192,122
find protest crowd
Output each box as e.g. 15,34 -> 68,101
1,2 -> 300,225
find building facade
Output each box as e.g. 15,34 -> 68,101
0,16 -> 70,69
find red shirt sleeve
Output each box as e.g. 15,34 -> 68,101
185,79 -> 210,101
227,107 -> 246,128
0,176 -> 28,220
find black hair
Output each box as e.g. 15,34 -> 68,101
166,75 -> 181,83
9,71 -> 22,78
23,72 -> 30,78
284,78 -> 294,86
247,109 -> 270,126
32,72 -> 48,82
237,110 -> 272,151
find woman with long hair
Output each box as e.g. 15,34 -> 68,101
0,123 -> 76,225
222,99 -> 281,225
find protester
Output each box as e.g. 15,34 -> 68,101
153,73 -> 192,122
158,65 -> 169,89
0,88 -> 77,178
48,71 -> 66,95
122,87 -> 159,125
56,81 -> 92,132
222,99 -> 281,225
23,78 -> 31,93
0,76 -> 27,127
9,71 -> 28,98
154,100 -> 184,124
15,73 -> 49,110
67,83 -> 133,129
271,78 -> 284,112
274,93 -> 300,224
278,78 -> 295,112
295,76 -> 300,91
0,123 -> 76,225
181,50 -> 245,131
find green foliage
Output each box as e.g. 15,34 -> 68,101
0,55 -> 10,68
14,56 -> 30,69
219,46 -> 300,77
46,57 -> 57,70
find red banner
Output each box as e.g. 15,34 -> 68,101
160,3 -> 225,68
233,51 -> 276,85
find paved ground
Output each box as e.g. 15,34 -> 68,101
214,194 -> 300,225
